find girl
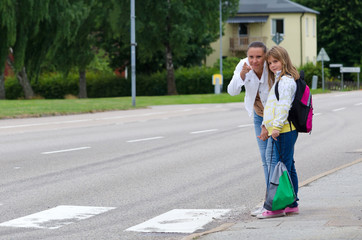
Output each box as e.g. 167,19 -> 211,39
257,46 -> 300,219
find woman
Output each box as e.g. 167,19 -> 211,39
228,41 -> 274,216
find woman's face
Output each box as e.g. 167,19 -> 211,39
267,56 -> 283,74
247,47 -> 265,73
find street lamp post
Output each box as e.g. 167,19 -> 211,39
130,0 -> 136,106
219,0 -> 223,90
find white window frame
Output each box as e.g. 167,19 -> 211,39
312,18 -> 316,37
306,18 -> 309,37
271,19 -> 284,36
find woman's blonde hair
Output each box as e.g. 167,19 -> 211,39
266,46 -> 299,84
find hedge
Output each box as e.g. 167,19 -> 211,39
4,66 -> 234,99
3,60 -> 331,99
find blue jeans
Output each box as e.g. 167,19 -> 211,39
253,112 -> 274,188
271,130 -> 299,207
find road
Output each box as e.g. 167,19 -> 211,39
0,91 -> 361,240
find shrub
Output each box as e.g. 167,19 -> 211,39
4,77 -> 23,99
298,62 -> 330,88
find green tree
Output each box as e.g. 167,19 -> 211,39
293,0 -> 362,66
50,0 -> 98,98
1,0 -> 92,99
105,0 -> 238,95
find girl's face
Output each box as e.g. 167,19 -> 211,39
267,56 -> 283,74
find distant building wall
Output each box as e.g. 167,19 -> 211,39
205,12 -> 318,68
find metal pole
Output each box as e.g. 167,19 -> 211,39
358,73 -> 360,90
130,0 -> 136,106
219,0 -> 223,93
341,72 -> 344,91
322,59 -> 324,91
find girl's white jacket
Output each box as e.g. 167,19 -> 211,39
227,58 -> 269,117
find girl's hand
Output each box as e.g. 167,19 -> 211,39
271,129 -> 280,141
257,125 -> 269,141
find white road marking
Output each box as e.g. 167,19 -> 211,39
332,107 -> 346,112
125,209 -> 230,233
0,120 -> 92,129
314,112 -> 322,116
355,102 -> 362,106
41,146 -> 91,155
237,124 -> 254,128
190,129 -> 218,134
127,136 -> 164,143
0,205 -> 115,229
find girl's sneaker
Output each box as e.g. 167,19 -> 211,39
251,206 -> 265,216
284,206 -> 299,214
256,209 -> 285,219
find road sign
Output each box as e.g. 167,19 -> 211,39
212,74 -> 223,94
317,48 -> 330,62
340,67 -> 360,73
329,64 -> 343,68
272,33 -> 284,45
212,74 -> 223,85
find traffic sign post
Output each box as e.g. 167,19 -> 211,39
330,64 -> 343,89
340,67 -> 360,90
212,74 -> 223,94
317,48 -> 330,91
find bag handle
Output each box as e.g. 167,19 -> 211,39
266,139 -> 284,186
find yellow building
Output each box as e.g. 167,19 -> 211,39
206,0 -> 319,68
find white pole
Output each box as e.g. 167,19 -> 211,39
131,0 -> 136,106
322,59 -> 324,91
219,0 -> 223,93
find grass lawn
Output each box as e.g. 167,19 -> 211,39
0,89 -> 328,119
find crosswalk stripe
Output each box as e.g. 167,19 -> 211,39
0,205 -> 115,229
125,209 -> 230,233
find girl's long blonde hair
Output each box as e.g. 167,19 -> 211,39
266,46 -> 299,84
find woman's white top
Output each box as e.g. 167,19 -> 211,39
227,58 -> 269,117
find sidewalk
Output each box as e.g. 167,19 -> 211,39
192,160 -> 362,240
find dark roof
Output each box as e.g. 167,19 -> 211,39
227,16 -> 269,23
237,0 -> 319,14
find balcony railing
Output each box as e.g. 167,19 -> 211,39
229,36 -> 267,52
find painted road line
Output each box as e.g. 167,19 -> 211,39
41,146 -> 91,155
190,129 -> 218,134
0,205 -> 115,229
355,102 -> 362,106
334,94 -> 348,97
237,124 -> 254,128
127,136 -> 164,143
0,120 -> 92,129
332,107 -> 346,112
314,112 -> 322,116
125,209 -> 230,233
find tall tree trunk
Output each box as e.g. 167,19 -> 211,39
166,44 -> 177,95
165,0 -> 177,95
17,67 -> 34,99
0,73 -> 5,99
78,70 -> 87,98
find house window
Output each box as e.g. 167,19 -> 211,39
306,18 -> 309,37
272,19 -> 284,35
239,23 -> 248,36
313,18 -> 316,37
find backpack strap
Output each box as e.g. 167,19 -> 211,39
275,81 -> 280,100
